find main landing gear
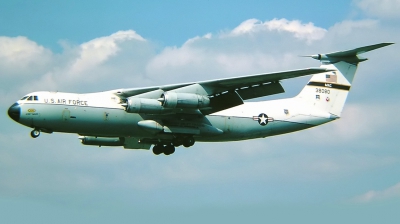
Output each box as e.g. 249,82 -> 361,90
30,129 -> 40,138
153,144 -> 175,155
152,136 -> 195,156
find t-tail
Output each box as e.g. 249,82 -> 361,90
296,43 -> 393,117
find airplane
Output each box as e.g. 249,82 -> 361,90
7,43 -> 393,155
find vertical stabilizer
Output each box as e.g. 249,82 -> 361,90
296,43 -> 393,117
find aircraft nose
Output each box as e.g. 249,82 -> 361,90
7,103 -> 20,122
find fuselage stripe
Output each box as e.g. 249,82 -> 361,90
307,82 -> 351,91
19,102 -> 125,111
208,115 -> 318,126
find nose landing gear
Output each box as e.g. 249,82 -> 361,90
30,129 -> 41,138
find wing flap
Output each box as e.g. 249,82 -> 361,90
201,91 -> 244,115
237,82 -> 284,100
199,67 -> 332,91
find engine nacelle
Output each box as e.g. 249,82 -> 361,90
160,92 -> 210,109
125,97 -> 164,114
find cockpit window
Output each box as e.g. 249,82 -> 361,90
20,95 -> 39,101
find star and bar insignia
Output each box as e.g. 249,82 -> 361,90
252,113 -> 274,126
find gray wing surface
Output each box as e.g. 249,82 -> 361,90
114,67 -> 331,98
199,67 -> 330,88
112,67 -> 333,114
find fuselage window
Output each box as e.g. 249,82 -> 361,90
27,96 -> 33,101
34,96 -> 38,101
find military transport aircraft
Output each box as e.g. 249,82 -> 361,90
7,43 -> 393,155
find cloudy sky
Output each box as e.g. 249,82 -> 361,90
1,0 -> 400,223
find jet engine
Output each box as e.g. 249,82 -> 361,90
125,97 -> 164,114
124,92 -> 210,114
159,92 -> 210,109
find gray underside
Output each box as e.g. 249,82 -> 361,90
18,103 -> 314,143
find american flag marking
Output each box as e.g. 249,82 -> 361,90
326,73 -> 337,83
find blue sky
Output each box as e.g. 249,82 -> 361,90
1,1 -> 354,50
1,0 -> 400,223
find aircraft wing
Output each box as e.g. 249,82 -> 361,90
197,67 -> 331,94
114,84 -> 190,99
116,67 -> 331,97
114,67 -> 333,114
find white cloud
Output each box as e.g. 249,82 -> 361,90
230,18 -> 327,43
0,30 -> 153,95
69,30 -> 145,76
230,18 -> 260,35
328,19 -> 379,37
0,36 -> 53,78
145,18 -> 329,83
185,32 -> 213,45
0,36 -> 50,64
353,182 -> 400,202
291,103 -> 400,143
355,0 -> 400,19
0,31 -> 148,95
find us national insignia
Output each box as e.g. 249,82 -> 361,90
252,113 -> 274,126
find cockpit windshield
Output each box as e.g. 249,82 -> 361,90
20,95 -> 39,101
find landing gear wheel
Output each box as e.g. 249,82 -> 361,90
163,145 -> 175,155
172,138 -> 183,147
152,145 -> 163,155
30,129 -> 40,138
183,137 -> 195,148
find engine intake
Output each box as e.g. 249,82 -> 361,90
159,92 -> 210,109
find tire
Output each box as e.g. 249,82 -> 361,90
30,130 -> 40,138
152,145 -> 163,155
183,137 -> 195,148
164,145 -> 175,155
172,138 -> 183,147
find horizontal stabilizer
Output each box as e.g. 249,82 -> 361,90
324,43 -> 394,57
303,43 -> 394,63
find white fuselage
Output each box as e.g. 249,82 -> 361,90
14,91 -> 335,142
